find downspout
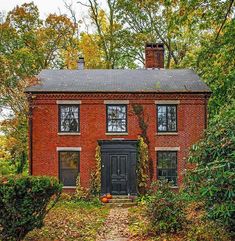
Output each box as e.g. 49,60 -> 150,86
204,94 -> 210,129
28,94 -> 33,175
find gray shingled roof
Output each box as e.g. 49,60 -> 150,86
25,69 -> 211,93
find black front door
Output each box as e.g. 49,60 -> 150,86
99,140 -> 138,196
110,155 -> 127,195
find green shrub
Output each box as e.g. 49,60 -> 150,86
185,101 -> 235,232
146,181 -> 186,234
0,175 -> 62,241
185,202 -> 231,241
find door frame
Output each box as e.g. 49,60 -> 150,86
98,140 -> 138,196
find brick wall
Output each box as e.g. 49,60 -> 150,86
29,92 -> 208,189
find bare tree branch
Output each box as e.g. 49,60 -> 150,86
215,0 -> 234,40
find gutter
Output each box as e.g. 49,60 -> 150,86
24,90 -> 212,94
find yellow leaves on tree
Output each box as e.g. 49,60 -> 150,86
79,33 -> 106,69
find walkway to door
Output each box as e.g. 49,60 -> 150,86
96,207 -> 130,241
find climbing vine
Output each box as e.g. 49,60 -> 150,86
89,145 -> 101,195
137,136 -> 149,194
132,104 -> 152,194
132,104 -> 150,144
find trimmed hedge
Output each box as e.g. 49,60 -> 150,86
0,175 -> 62,241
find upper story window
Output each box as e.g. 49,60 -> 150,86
157,151 -> 177,186
107,105 -> 127,133
59,105 -> 80,133
157,105 -> 177,132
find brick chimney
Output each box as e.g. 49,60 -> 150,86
145,43 -> 164,69
77,56 -> 85,69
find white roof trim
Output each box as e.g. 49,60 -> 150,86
155,100 -> 180,104
57,147 -> 82,151
56,100 -> 81,104
104,100 -> 129,104
155,147 -> 180,151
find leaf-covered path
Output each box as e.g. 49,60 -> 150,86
96,207 -> 130,241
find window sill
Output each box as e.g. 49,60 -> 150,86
63,186 -> 76,189
58,132 -> 81,136
105,132 -> 128,136
171,186 -> 179,189
156,132 -> 178,136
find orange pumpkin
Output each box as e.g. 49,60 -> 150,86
101,197 -> 108,203
106,194 -> 112,199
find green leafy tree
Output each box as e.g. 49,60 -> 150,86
116,0 -> 234,68
185,101 -> 235,231
0,3 -> 78,174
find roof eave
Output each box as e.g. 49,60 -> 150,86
25,90 -> 212,94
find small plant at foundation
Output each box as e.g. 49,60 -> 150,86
74,174 -> 92,201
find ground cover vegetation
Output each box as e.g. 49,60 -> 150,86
24,196 -> 109,241
0,0 -> 234,240
129,181 -> 233,240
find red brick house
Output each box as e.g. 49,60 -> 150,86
25,44 -> 211,195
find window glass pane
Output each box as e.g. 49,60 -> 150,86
167,106 -> 177,131
157,105 -> 177,132
158,106 -> 167,131
60,152 -> 79,169
157,151 -> 177,185
107,105 -> 127,132
60,170 -> 78,186
59,151 -> 79,186
60,105 -> 79,132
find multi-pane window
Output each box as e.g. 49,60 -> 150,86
107,105 -> 127,133
59,151 -> 80,186
157,105 -> 177,132
59,105 -> 79,132
157,151 -> 177,185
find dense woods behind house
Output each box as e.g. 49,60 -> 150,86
0,0 -> 234,240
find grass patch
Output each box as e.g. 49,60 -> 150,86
24,199 -> 109,241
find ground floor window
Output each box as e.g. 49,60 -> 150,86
59,151 -> 80,186
157,151 -> 177,185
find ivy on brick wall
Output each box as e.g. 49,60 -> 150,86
132,104 -> 153,183
137,136 -> 149,194
89,145 -> 101,195
132,104 -> 150,144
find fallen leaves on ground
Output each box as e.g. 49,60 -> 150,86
128,205 -> 184,241
24,200 -> 109,241
96,207 -> 130,241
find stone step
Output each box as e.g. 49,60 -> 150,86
109,198 -> 134,203
111,195 -> 137,199
105,202 -> 136,208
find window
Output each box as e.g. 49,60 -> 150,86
107,105 -> 127,132
157,151 -> 177,185
59,151 -> 80,186
59,105 -> 79,132
157,105 -> 177,132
